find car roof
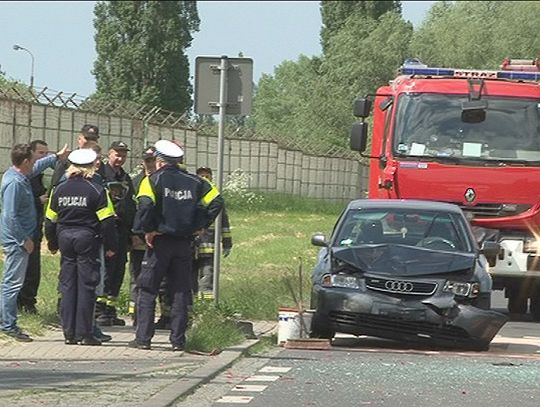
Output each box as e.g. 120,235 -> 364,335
346,199 -> 463,214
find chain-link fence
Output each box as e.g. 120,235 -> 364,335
0,84 -> 369,201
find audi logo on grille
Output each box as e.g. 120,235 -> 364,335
384,280 -> 414,292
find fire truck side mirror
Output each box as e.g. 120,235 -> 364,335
350,122 -> 368,152
353,98 -> 372,118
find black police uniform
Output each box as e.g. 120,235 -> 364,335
45,175 -> 117,343
133,164 -> 220,349
153,169 -> 224,329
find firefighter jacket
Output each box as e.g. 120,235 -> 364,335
130,170 -> 147,250
50,157 -> 106,189
103,164 -> 136,234
44,175 -> 118,253
135,164 -> 223,239
197,206 -> 232,257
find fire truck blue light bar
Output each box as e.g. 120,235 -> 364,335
400,66 -> 540,81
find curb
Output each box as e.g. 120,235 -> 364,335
140,338 -> 261,407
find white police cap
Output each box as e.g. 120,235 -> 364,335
68,148 -> 97,165
155,140 -> 184,162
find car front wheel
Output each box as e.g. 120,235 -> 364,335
530,289 -> 540,321
309,314 -> 335,340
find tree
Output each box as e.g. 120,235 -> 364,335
251,55 -> 323,144
320,0 -> 401,54
314,10 -> 413,146
253,10 -> 412,149
92,1 -> 199,113
410,1 -> 540,69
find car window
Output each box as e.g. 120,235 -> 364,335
335,208 -> 472,252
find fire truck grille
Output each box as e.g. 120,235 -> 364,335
451,203 -> 531,218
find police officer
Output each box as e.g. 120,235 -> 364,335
194,166 -> 233,300
153,150 -> 224,330
45,149 -> 117,345
129,140 -> 220,351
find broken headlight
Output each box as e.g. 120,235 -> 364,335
322,273 -> 360,289
443,281 -> 480,298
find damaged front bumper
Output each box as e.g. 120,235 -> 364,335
312,285 -> 508,350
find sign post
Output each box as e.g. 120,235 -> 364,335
194,55 -> 253,304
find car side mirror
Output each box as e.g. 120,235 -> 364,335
311,233 -> 328,247
480,241 -> 500,258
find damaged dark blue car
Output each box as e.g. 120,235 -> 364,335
310,199 -> 508,351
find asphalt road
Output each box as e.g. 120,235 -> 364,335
177,289 -> 540,407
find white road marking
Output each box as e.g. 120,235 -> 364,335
216,395 -> 253,403
245,375 -> 280,382
232,384 -> 268,392
259,366 -> 291,373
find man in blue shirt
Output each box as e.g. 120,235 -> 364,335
0,143 -> 68,341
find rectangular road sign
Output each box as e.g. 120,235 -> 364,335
194,56 -> 253,116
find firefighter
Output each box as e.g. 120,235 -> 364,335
97,141 -> 136,326
44,149 -> 117,345
129,140 -> 220,351
128,145 -> 156,325
195,166 -> 232,301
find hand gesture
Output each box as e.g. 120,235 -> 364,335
56,144 -> 71,161
145,231 -> 162,248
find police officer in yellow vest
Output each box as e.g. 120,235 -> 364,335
129,140 -> 222,351
45,149 -> 117,345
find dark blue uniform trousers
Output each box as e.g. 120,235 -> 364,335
135,235 -> 192,347
58,228 -> 100,339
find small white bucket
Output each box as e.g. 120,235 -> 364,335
277,308 -> 314,344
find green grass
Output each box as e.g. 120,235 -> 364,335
1,192 -> 343,349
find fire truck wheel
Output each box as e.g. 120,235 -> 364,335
508,295 -> 528,315
530,290 -> 540,321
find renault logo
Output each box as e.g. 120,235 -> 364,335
384,280 -> 414,292
464,188 -> 476,203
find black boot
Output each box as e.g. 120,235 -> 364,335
80,336 -> 102,346
96,305 -> 113,326
109,305 -> 126,326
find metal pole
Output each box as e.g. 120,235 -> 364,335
213,56 -> 228,305
13,45 -> 34,91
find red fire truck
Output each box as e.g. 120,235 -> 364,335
350,58 -> 540,320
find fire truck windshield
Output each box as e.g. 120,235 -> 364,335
393,93 -> 540,164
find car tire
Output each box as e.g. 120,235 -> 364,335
508,294 -> 528,314
530,289 -> 540,322
310,327 -> 335,340
309,314 -> 335,340
473,293 -> 491,310
469,341 -> 490,352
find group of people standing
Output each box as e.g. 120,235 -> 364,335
0,124 -> 232,351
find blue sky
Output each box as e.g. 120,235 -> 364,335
0,1 -> 434,98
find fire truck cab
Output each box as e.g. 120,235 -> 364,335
350,58 -> 540,319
